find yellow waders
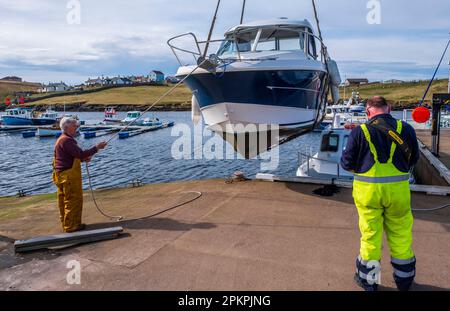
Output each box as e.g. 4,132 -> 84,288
52,157 -> 84,233
353,120 -> 414,262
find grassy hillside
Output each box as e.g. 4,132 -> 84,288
27,85 -> 193,107
3,78 -> 449,110
0,80 -> 40,102
339,79 -> 448,103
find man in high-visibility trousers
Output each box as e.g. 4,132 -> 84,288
341,96 -> 420,291
53,117 -> 107,233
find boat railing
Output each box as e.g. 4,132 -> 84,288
168,28 -> 329,67
298,151 -> 342,179
167,32 -> 203,66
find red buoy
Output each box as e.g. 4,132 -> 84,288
412,107 -> 431,124
5,97 -> 11,106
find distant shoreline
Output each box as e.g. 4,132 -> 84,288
26,102 -> 192,112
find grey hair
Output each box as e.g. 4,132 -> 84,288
60,117 -> 78,132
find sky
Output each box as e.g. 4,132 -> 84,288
0,0 -> 449,85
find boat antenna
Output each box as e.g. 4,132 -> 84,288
240,0 -> 247,24
420,36 -> 450,106
203,0 -> 222,58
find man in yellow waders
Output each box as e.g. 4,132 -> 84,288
53,117 -> 107,233
341,96 -> 420,291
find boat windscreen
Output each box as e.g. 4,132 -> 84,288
217,30 -> 257,56
256,28 -> 305,52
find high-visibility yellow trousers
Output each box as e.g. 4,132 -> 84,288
353,180 -> 414,262
52,158 -> 83,233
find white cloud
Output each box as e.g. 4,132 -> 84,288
0,0 -> 449,83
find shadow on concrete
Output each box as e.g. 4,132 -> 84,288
378,283 -> 450,291
411,282 -> 450,291
0,244 -> 62,270
284,182 -> 355,205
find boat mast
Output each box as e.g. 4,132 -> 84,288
203,0 -> 221,58
240,0 -> 247,24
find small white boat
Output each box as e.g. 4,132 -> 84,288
142,117 -> 162,127
32,109 -> 59,126
37,127 -> 62,138
122,111 -> 142,125
104,107 -> 121,124
296,127 -> 354,181
324,104 -> 351,122
297,115 -> 367,180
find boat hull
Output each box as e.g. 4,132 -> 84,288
32,118 -> 58,126
1,116 -> 33,126
182,69 -> 328,129
37,128 -> 62,137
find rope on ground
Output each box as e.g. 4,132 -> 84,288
124,191 -> 202,222
86,60 -> 207,221
412,203 -> 450,212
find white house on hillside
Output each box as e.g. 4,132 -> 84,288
110,77 -> 133,86
42,82 -> 70,93
86,77 -> 103,87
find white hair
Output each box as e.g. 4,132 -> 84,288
60,117 -> 78,132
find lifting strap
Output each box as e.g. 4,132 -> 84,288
366,118 -> 412,164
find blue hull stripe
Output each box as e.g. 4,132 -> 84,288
183,70 -> 328,110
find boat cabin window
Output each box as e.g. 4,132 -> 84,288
308,35 -> 317,58
217,30 -> 257,56
217,27 -> 316,57
128,113 -> 140,118
255,28 -> 305,52
320,133 -> 340,152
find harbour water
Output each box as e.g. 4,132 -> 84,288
0,111 -> 323,197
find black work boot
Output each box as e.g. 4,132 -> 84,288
394,275 -> 414,292
354,274 -> 378,291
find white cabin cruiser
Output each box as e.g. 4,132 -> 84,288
297,115 -> 366,180
169,2 -> 341,157
297,126 -> 354,181
122,111 -> 142,124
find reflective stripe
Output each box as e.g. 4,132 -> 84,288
391,257 -> 416,265
358,271 -> 368,280
354,174 -> 410,183
394,268 -> 415,278
358,271 -> 381,284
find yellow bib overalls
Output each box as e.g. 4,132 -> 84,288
353,120 -> 416,289
52,140 -> 84,233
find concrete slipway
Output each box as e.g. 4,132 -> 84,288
0,179 -> 449,291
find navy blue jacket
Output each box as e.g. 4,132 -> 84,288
340,114 -> 420,174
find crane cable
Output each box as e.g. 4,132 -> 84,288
85,60 -> 207,221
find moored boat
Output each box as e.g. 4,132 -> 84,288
104,107 -> 121,124
32,109 -> 59,126
1,107 -> 34,126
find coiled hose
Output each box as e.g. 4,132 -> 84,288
85,60 -> 207,221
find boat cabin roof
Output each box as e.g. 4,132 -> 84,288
226,18 -> 315,35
